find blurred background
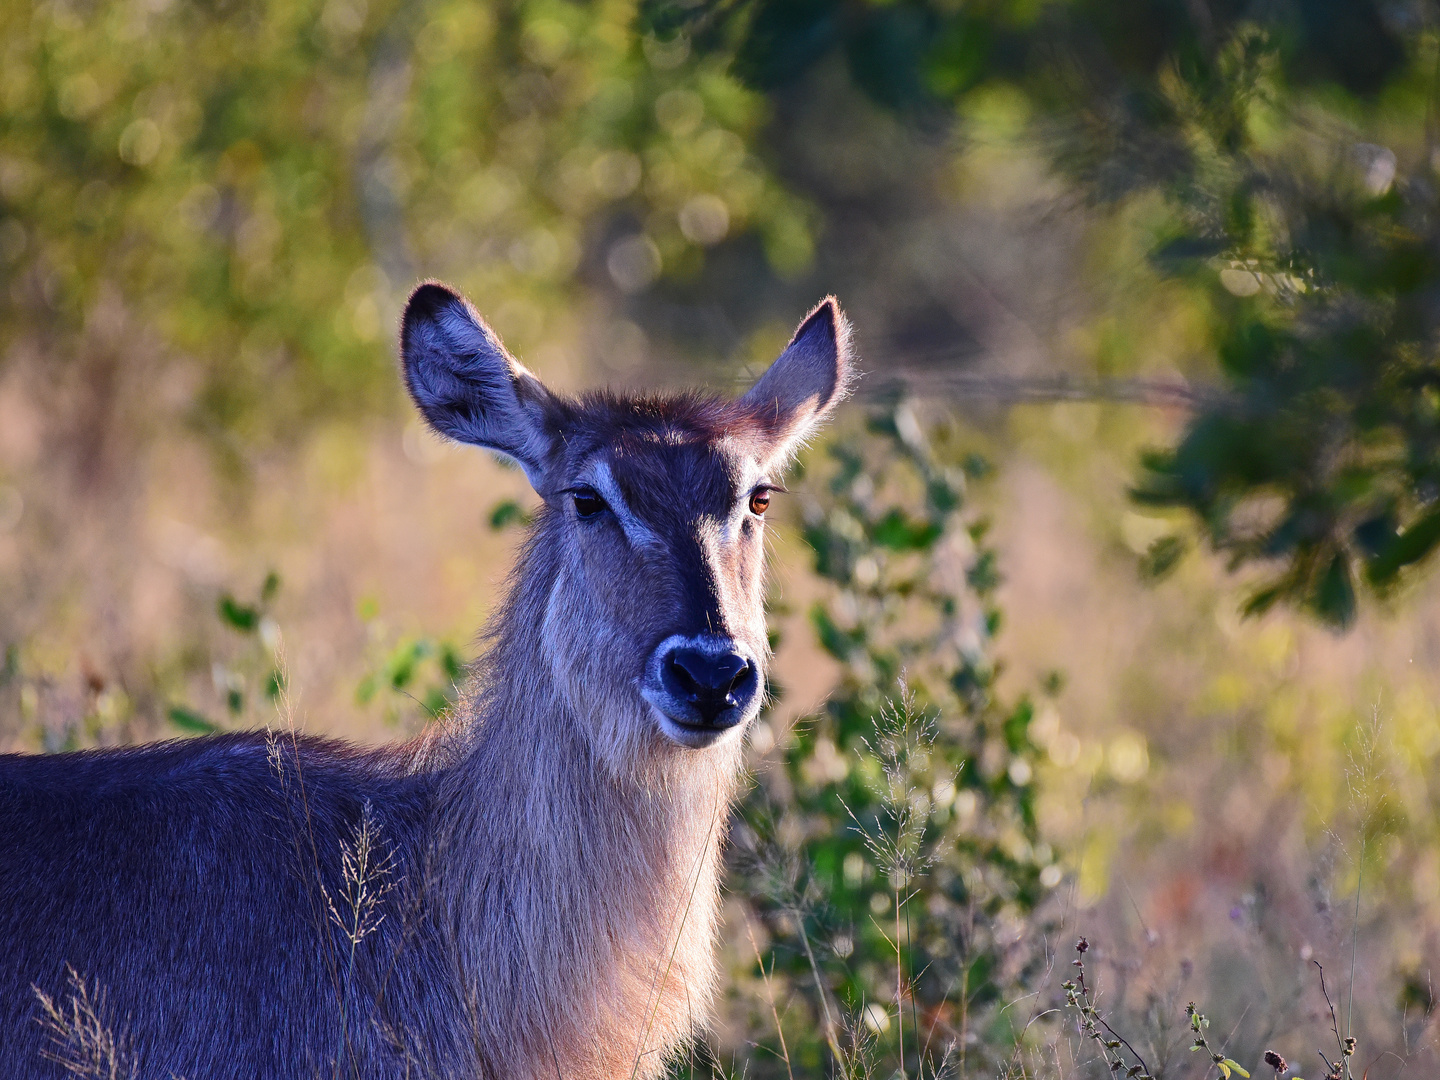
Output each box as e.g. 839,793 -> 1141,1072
5,0 -> 1440,1075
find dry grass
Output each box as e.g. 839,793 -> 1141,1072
33,967 -> 138,1080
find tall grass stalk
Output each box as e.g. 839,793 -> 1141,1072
322,799 -> 396,1076
1346,835 -> 1363,1080
1341,711 -> 1385,1080
745,921 -> 795,1080
32,967 -> 137,1080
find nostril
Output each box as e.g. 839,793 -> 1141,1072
667,653 -> 703,696
724,662 -> 751,696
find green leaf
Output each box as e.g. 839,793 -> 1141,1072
1367,505 -> 1440,585
439,643 -> 465,683
1139,535 -> 1187,582
1241,580 -> 1288,619
968,549 -> 1002,593
489,499 -> 531,530
962,453 -> 991,479
871,509 -> 942,551
1002,699 -> 1034,753
1222,1060 -> 1249,1078
167,706 -> 220,735
388,647 -> 418,690
1310,550 -> 1356,630
218,595 -> 260,632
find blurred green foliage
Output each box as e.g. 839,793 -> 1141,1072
732,406 -> 1054,1077
487,497 -> 531,530
166,570 -> 285,734
0,0 -> 805,454
647,0 -> 1440,626
355,632 -> 464,727
11,0 -> 1440,643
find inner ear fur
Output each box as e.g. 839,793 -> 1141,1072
742,296 -> 856,462
400,281 -> 558,490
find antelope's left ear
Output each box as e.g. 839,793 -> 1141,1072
742,297 -> 856,464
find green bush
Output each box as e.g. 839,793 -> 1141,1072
723,408 -> 1060,1078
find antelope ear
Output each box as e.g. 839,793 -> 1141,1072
742,297 -> 856,464
400,282 -> 559,491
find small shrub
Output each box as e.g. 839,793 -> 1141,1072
726,406 -> 1060,1077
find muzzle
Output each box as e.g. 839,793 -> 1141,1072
640,633 -> 762,748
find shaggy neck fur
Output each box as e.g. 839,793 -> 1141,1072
429,525 -> 745,1080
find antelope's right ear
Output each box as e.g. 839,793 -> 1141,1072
400,282 -> 559,491
742,296 -> 856,466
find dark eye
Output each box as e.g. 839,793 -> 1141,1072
748,489 -> 771,516
571,487 -> 607,519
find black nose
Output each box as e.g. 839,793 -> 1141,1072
666,647 -> 752,726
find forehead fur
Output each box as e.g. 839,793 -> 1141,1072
549,389 -> 777,466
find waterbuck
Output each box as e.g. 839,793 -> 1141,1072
0,283 -> 854,1079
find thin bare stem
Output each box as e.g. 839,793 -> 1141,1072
1062,940 -> 1154,1080
793,906 -> 848,1070
896,881 -> 905,1079
745,921 -> 795,1080
1313,960 -> 1355,1080
1346,840 -> 1363,1075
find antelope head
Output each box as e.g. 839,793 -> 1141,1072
401,284 -> 852,770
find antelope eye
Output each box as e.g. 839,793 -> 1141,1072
571,487 -> 607,519
748,489 -> 771,516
